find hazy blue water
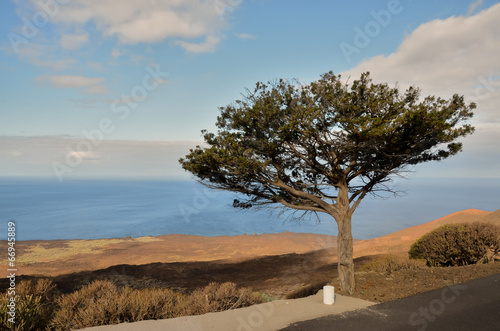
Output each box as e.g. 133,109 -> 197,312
0,177 -> 499,241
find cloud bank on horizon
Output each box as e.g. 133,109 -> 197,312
1,0 -> 499,180
1,136 -> 197,179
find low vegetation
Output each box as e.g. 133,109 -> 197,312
409,222 -> 500,267
51,280 -> 186,330
1,279 -> 263,331
343,254 -> 500,303
180,282 -> 262,316
360,255 -> 426,274
0,278 -> 56,331
2,224 -> 499,330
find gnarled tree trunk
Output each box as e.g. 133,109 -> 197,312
336,212 -> 355,294
334,180 -> 356,294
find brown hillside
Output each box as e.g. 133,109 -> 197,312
353,209 -> 498,258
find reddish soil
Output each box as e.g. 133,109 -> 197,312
1,209 -> 499,303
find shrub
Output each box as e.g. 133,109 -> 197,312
51,280 -> 262,330
50,280 -> 184,330
409,222 -> 500,267
360,255 -> 426,274
50,280 -> 122,330
0,278 -> 57,331
120,287 -> 184,321
180,282 -> 263,316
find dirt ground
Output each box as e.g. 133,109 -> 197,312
339,258 -> 500,302
2,248 -> 499,305
1,209 -> 499,303
0,232 -> 339,277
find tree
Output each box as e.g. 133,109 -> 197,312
179,72 -> 475,294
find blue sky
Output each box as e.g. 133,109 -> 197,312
1,0 -> 499,180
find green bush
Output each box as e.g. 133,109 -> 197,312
409,222 -> 500,267
0,278 -> 57,331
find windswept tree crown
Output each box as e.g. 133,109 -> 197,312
180,72 -> 475,214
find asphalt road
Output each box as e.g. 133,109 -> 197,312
280,273 -> 500,331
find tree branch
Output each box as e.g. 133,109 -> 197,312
271,178 -> 338,216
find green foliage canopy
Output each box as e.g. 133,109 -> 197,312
180,72 -> 475,216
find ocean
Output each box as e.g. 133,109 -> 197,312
0,177 -> 499,241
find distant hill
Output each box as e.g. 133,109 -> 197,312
353,209 -> 500,258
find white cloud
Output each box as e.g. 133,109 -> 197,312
213,0 -> 242,17
60,33 -> 89,49
413,123 -> 500,178
36,0 -> 242,52
342,3 -> 500,123
41,75 -> 104,88
340,3 -> 500,178
235,33 -> 256,39
175,35 -> 220,53
84,85 -> 109,95
35,75 -> 109,95
111,48 -> 123,59
467,0 -> 484,16
67,151 -> 101,161
13,43 -> 76,70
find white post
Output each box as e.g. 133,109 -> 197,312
323,285 -> 335,305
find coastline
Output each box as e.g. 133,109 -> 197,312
3,177 -> 500,242
1,208 -> 498,278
